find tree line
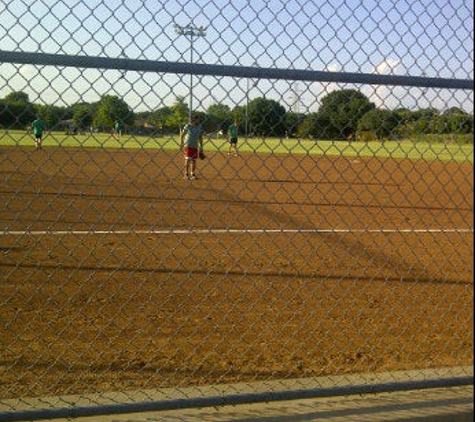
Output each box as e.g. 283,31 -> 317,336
0,89 -> 473,141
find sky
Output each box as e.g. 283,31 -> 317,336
0,0 -> 473,113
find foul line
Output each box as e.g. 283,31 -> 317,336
0,228 -> 473,236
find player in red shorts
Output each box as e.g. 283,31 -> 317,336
180,115 -> 204,180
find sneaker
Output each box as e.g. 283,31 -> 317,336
189,174 -> 197,180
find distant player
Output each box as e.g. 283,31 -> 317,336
114,120 -> 124,140
31,118 -> 46,149
181,115 -> 204,180
227,120 -> 239,156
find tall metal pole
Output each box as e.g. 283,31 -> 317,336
245,62 -> 258,140
245,78 -> 249,140
174,23 -> 206,123
190,34 -> 194,122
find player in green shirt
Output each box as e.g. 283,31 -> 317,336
227,120 -> 239,156
31,118 -> 46,149
114,120 -> 124,139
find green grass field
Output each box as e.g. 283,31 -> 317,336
1,130 -> 473,162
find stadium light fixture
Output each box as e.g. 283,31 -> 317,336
174,23 -> 207,122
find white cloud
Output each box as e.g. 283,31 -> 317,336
19,65 -> 37,77
368,58 -> 405,109
326,63 -> 340,72
374,58 -> 401,75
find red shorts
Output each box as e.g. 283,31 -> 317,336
184,147 -> 199,160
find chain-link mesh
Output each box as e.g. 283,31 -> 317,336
0,0 -> 473,418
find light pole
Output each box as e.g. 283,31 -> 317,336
245,62 -> 258,140
174,23 -> 206,122
245,78 -> 250,140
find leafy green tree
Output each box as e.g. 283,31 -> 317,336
436,108 -> 473,134
358,109 -> 401,140
153,106 -> 173,133
231,105 -> 246,121
394,108 -> 413,123
285,112 -> 306,137
296,113 -> 334,139
93,95 -> 134,130
166,96 -> 189,132
411,108 -> 439,134
0,99 -> 19,128
137,107 -> 174,133
72,103 -> 94,131
1,91 -> 36,128
206,104 -> 232,133
4,91 -> 30,104
35,104 -> 69,129
248,97 -> 286,137
317,89 -> 375,139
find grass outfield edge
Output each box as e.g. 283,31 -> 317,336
1,130 -> 473,163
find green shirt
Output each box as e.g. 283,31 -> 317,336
32,119 -> 45,135
228,124 -> 238,138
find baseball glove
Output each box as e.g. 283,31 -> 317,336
199,150 -> 206,160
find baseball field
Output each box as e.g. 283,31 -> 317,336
0,139 -> 473,399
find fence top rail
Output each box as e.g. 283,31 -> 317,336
1,50 -> 473,90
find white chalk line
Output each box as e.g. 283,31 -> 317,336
0,228 -> 473,236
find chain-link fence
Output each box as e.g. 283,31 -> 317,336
0,0 -> 473,419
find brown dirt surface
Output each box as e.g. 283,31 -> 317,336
0,146 -> 473,399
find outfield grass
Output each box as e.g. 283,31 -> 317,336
1,130 -> 473,163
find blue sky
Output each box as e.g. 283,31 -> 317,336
0,0 -> 473,112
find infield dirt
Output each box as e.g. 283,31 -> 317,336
0,147 -> 473,398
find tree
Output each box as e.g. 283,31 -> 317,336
285,112 -> 306,137
436,108 -> 473,134
317,89 -> 375,139
296,113 -> 334,139
35,104 -> 68,130
4,91 -> 30,104
358,109 -> 401,140
166,96 -> 189,132
155,106 -> 173,133
93,95 -> 134,130
247,97 -> 287,137
411,108 -> 439,134
1,91 -> 36,128
137,107 -> 173,133
72,103 -> 94,131
206,104 -> 232,133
